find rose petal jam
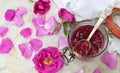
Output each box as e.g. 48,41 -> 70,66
70,25 -> 104,57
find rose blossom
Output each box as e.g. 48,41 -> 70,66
32,47 -> 64,73
34,0 -> 50,15
58,8 -> 75,23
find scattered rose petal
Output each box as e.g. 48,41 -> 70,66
0,38 -> 14,54
4,9 -> 16,21
29,39 -> 42,51
36,27 -> 49,36
34,0 -> 50,15
12,6 -> 27,27
58,36 -> 68,50
75,69 -> 84,73
101,52 -> 117,69
32,15 -> 49,36
32,15 -> 45,29
18,43 -> 32,59
32,15 -> 61,36
93,69 -> 101,73
0,27 -> 9,37
32,47 -> 64,73
20,27 -> 32,38
44,16 -> 61,35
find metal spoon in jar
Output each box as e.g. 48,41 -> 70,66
73,3 -> 113,57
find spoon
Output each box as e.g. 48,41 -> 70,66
87,4 -> 113,41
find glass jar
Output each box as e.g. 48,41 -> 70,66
63,19 -> 109,64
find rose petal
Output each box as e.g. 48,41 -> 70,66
29,39 -> 42,51
58,36 -> 68,50
0,27 -> 9,37
93,69 -> 101,73
75,69 -> 84,73
0,38 -> 13,54
44,16 -> 61,35
101,52 -> 117,69
36,27 -> 49,36
15,6 -> 27,16
32,15 -> 45,29
18,43 -> 32,59
12,6 -> 27,27
12,16 -> 24,27
4,9 -> 16,21
20,27 -> 32,38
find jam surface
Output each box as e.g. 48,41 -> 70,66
70,25 -> 104,57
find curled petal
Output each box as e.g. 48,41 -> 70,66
20,27 -> 32,38
58,36 -> 68,50
0,27 -> 9,37
75,69 -> 84,73
18,43 -> 32,59
101,52 -> 117,69
93,69 -> 101,73
4,9 -> 16,21
0,38 -> 13,54
44,16 -> 61,35
29,39 -> 42,51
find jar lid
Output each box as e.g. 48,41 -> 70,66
105,8 -> 120,38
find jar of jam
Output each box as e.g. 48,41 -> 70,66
63,20 -> 109,64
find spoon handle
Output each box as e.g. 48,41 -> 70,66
87,4 -> 113,41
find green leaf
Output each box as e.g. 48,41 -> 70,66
69,22 -> 76,28
63,22 -> 68,36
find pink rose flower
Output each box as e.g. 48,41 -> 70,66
32,47 -> 64,73
58,8 -> 75,23
34,0 -> 50,15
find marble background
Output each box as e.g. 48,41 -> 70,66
0,0 -> 120,73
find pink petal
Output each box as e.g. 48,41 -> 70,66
12,16 -> 24,27
44,16 -> 61,35
4,9 -> 16,21
20,27 -> 32,38
15,6 -> 27,16
18,43 -> 32,59
12,6 -> 27,27
101,52 -> 117,69
36,27 -> 49,36
93,69 -> 101,73
29,39 -> 42,51
58,36 -> 68,50
0,38 -> 13,54
75,69 -> 84,73
32,15 -> 45,29
0,27 -> 9,37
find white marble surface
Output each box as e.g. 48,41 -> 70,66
0,0 -> 120,73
